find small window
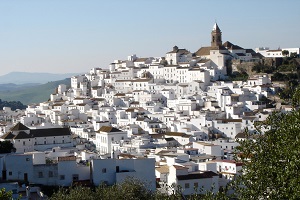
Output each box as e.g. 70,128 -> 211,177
219,173 -> 222,178
60,175 -> 65,180
49,171 -> 53,177
38,172 -> 43,178
102,168 -> 107,173
9,171 -> 12,176
185,183 -> 190,189
26,158 -> 30,161
194,182 -> 198,188
73,174 -> 79,181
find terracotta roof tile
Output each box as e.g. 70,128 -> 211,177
98,126 -> 122,133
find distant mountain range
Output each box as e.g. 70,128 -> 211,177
0,78 -> 71,105
0,72 -> 80,84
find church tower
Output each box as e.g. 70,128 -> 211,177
211,23 -> 222,47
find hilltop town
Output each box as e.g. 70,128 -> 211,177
0,23 -> 299,198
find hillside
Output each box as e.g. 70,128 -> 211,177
0,79 -> 71,105
0,83 -> 41,92
0,72 -> 78,84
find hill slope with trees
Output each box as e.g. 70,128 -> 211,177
0,78 -> 71,105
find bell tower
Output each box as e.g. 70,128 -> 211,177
211,23 -> 222,47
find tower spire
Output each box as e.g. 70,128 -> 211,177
211,23 -> 222,47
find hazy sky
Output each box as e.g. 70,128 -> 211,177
0,0 -> 299,76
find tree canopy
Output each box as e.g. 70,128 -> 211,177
0,188 -> 13,200
232,109 -> 300,199
0,141 -> 16,153
0,99 -> 27,110
282,50 -> 289,57
49,178 -> 228,200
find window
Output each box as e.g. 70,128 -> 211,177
194,182 -> 198,188
38,172 -> 43,178
60,175 -> 65,180
219,173 -> 222,178
26,158 -> 30,161
23,141 -> 25,146
102,168 -> 107,173
9,171 -> 12,176
73,174 -> 79,181
49,171 -> 53,177
185,183 -> 190,189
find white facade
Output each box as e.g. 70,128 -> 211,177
91,158 -> 156,190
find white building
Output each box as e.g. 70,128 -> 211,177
95,126 -> 127,156
1,122 -> 73,153
91,158 -> 156,190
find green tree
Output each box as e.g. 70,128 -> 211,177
0,188 -> 13,200
0,141 -> 16,153
282,50 -> 289,57
49,178 -> 230,200
232,110 -> 300,199
290,52 -> 298,58
0,99 -> 27,110
50,178 -> 156,200
292,85 -> 300,107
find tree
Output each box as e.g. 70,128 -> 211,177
290,52 -> 298,58
292,85 -> 300,107
50,178 -> 156,200
231,110 -> 300,199
49,178 -> 229,200
0,141 -> 16,153
282,50 -> 289,57
0,188 -> 13,200
0,99 -> 27,111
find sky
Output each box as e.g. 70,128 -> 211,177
0,0 -> 300,76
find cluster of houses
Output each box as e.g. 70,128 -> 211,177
0,23 -> 295,197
